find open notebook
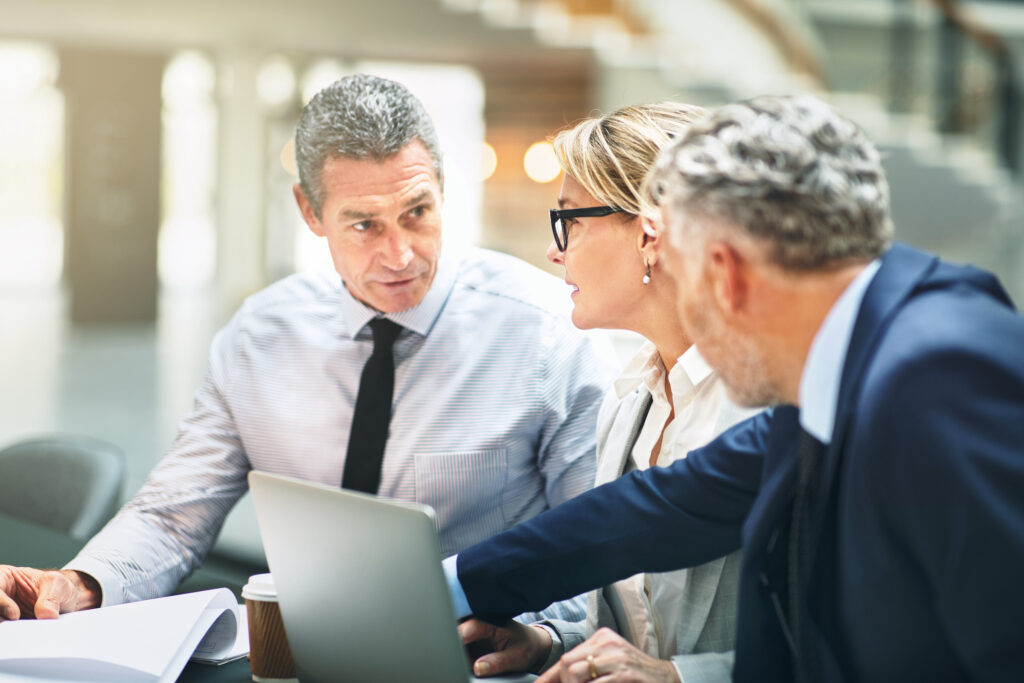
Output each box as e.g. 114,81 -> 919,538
0,587 -> 247,682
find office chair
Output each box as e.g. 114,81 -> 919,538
0,434 -> 125,540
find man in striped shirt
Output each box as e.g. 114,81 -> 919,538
0,74 -> 615,621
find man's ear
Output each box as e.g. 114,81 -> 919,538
293,183 -> 325,237
705,240 -> 748,316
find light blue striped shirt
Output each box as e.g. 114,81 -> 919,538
68,247 -> 617,619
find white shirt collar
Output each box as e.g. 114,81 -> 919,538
614,341 -> 713,402
678,344 -> 714,387
336,248 -> 461,338
798,260 -> 882,444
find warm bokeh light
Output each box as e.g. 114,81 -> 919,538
0,42 -> 58,101
523,141 -> 561,183
162,50 -> 215,103
257,55 -> 296,108
480,142 -> 497,180
280,137 -> 298,177
301,59 -> 346,104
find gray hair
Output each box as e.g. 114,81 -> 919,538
295,73 -> 443,218
646,95 -> 893,270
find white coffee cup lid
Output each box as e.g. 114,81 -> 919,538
242,573 -> 278,601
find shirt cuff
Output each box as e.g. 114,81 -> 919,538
442,554 -> 472,619
62,555 -> 124,607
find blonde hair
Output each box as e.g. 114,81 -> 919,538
553,102 -> 708,216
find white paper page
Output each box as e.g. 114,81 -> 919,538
0,588 -> 237,680
156,607 -> 228,683
192,603 -> 249,665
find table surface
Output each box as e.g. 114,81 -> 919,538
0,511 -> 254,681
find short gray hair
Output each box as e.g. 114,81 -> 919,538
646,95 -> 893,270
295,73 -> 443,218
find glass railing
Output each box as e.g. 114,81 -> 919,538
801,0 -> 1020,175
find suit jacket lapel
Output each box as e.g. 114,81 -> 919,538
596,389 -> 652,482
802,244 -> 938,676
814,244 -> 938,536
594,389 -> 651,645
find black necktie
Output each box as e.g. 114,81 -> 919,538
342,318 -> 403,493
788,427 -> 825,683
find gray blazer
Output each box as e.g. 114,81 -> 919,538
545,384 -> 751,683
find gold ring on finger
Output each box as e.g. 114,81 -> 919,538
587,653 -> 598,680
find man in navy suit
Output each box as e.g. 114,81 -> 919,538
447,95 -> 1024,682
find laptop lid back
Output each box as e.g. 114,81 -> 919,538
248,470 -> 473,683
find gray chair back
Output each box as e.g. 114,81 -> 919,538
0,434 -> 125,540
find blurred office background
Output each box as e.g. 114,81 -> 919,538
1,0 -> 1022,580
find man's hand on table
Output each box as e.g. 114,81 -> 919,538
0,565 -> 101,620
460,617 -> 553,677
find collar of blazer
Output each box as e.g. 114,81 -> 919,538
742,244 -> 936,562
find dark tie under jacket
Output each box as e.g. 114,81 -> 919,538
787,427 -> 826,683
341,317 -> 403,494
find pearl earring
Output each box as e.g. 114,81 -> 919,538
642,263 -> 651,285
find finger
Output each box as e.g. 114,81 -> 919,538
0,567 -> 21,621
0,566 -> 15,593
534,661 -> 562,683
590,627 -> 623,647
0,590 -> 20,621
459,618 -> 493,644
568,658 -> 598,683
33,572 -> 70,620
472,644 -> 533,677
558,644 -> 589,668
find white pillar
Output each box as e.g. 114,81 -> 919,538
215,49 -> 268,312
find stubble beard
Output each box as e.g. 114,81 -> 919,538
689,301 -> 783,408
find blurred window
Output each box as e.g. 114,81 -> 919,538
159,50 -> 218,291
0,42 -> 63,290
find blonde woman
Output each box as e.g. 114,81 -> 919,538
460,103 -> 759,683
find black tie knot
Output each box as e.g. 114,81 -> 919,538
369,318 -> 402,352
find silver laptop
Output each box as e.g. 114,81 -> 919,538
248,470 -> 537,683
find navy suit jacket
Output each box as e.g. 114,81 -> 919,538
458,244 -> 1024,681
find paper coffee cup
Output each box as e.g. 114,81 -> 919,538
242,573 -> 297,683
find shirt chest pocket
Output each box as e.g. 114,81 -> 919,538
414,449 -> 508,556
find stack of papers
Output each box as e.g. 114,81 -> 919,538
0,588 -> 248,682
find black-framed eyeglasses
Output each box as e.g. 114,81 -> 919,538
549,206 -> 622,251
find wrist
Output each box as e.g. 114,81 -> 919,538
662,658 -> 682,683
63,570 -> 101,610
527,623 -> 554,673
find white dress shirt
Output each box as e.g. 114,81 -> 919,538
67,246 -> 617,612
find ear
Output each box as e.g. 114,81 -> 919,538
704,240 -> 748,316
636,216 -> 660,267
293,183 -> 325,237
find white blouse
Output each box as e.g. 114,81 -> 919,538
593,341 -> 756,660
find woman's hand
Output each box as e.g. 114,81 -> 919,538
536,628 -> 680,683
